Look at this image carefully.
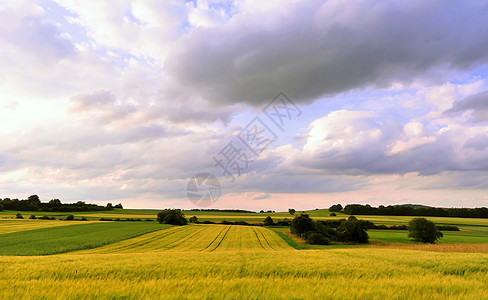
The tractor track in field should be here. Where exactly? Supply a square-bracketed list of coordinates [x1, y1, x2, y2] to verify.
[76, 224, 293, 254]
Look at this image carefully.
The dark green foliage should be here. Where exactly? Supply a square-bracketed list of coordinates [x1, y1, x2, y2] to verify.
[290, 214, 313, 236]
[38, 216, 51, 220]
[292, 215, 369, 244]
[189, 216, 198, 223]
[275, 219, 291, 226]
[330, 212, 336, 216]
[0, 195, 112, 212]
[220, 220, 250, 226]
[263, 216, 275, 226]
[344, 203, 488, 218]
[29, 215, 37, 219]
[437, 225, 460, 231]
[337, 218, 369, 243]
[114, 203, 123, 209]
[408, 218, 443, 243]
[81, 217, 87, 221]
[157, 209, 188, 225]
[305, 232, 330, 245]
[16, 213, 23, 219]
[288, 208, 296, 215]
[329, 204, 343, 212]
[65, 215, 75, 220]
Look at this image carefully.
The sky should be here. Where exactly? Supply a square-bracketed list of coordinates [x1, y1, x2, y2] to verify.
[1, 0, 488, 211]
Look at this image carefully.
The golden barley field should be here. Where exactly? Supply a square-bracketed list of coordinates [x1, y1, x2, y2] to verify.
[2, 221, 488, 299]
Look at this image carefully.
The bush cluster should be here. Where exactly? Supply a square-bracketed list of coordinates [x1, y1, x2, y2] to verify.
[290, 214, 369, 245]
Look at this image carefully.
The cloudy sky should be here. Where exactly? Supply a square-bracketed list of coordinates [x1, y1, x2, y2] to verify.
[2, 0, 488, 210]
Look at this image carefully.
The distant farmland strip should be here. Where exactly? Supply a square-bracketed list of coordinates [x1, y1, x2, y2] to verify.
[0, 219, 94, 235]
[78, 224, 294, 254]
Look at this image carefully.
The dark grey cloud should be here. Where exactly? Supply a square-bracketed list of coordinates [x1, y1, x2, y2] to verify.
[166, 0, 488, 106]
[445, 90, 488, 122]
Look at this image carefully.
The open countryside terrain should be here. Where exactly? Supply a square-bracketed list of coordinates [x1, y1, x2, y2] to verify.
[2, 209, 488, 298]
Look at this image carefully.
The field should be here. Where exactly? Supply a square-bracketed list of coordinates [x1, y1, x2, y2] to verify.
[0, 222, 169, 255]
[2, 209, 488, 298]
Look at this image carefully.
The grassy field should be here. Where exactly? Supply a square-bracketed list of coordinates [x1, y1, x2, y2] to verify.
[2, 209, 488, 298]
[0, 222, 170, 255]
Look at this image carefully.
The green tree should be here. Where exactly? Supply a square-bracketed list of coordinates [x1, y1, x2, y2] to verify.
[290, 214, 313, 236]
[329, 204, 343, 212]
[337, 217, 369, 243]
[288, 208, 296, 215]
[408, 218, 443, 243]
[16, 213, 23, 219]
[65, 215, 75, 220]
[157, 209, 188, 225]
[263, 216, 275, 226]
[189, 216, 198, 223]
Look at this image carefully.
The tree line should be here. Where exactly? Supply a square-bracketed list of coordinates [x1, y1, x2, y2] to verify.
[0, 195, 122, 212]
[342, 204, 488, 218]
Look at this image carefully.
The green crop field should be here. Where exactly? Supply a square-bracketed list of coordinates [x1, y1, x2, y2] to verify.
[2, 209, 488, 298]
[0, 221, 170, 255]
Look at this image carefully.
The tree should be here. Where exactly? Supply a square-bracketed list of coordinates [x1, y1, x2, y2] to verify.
[263, 216, 275, 226]
[157, 209, 188, 225]
[329, 204, 343, 212]
[408, 218, 443, 243]
[65, 215, 75, 220]
[16, 213, 23, 219]
[29, 215, 37, 219]
[288, 208, 296, 215]
[49, 199, 62, 207]
[290, 214, 313, 236]
[337, 217, 369, 243]
[106, 203, 113, 209]
[330, 212, 336, 216]
[189, 216, 198, 223]
[114, 203, 123, 209]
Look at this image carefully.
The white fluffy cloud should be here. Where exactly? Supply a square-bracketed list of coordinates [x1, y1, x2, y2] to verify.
[2, 0, 488, 208]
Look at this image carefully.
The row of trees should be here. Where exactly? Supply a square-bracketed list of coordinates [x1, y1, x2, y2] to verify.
[343, 204, 488, 218]
[0, 195, 122, 212]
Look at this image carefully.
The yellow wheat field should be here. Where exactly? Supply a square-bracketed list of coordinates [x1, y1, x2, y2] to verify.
[76, 224, 292, 254]
[0, 219, 94, 234]
[1, 248, 488, 299]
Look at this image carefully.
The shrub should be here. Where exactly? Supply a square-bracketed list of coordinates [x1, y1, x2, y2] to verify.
[290, 214, 313, 236]
[330, 212, 336, 216]
[337, 218, 369, 243]
[29, 215, 37, 219]
[15, 213, 23, 219]
[157, 209, 187, 225]
[263, 216, 275, 226]
[288, 208, 296, 215]
[81, 217, 87, 221]
[329, 204, 343, 212]
[306, 232, 330, 245]
[38, 216, 51, 220]
[65, 215, 75, 221]
[408, 218, 443, 243]
[189, 216, 198, 223]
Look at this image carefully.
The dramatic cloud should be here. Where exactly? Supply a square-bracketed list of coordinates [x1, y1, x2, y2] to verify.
[166, 0, 488, 105]
[2, 0, 488, 209]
